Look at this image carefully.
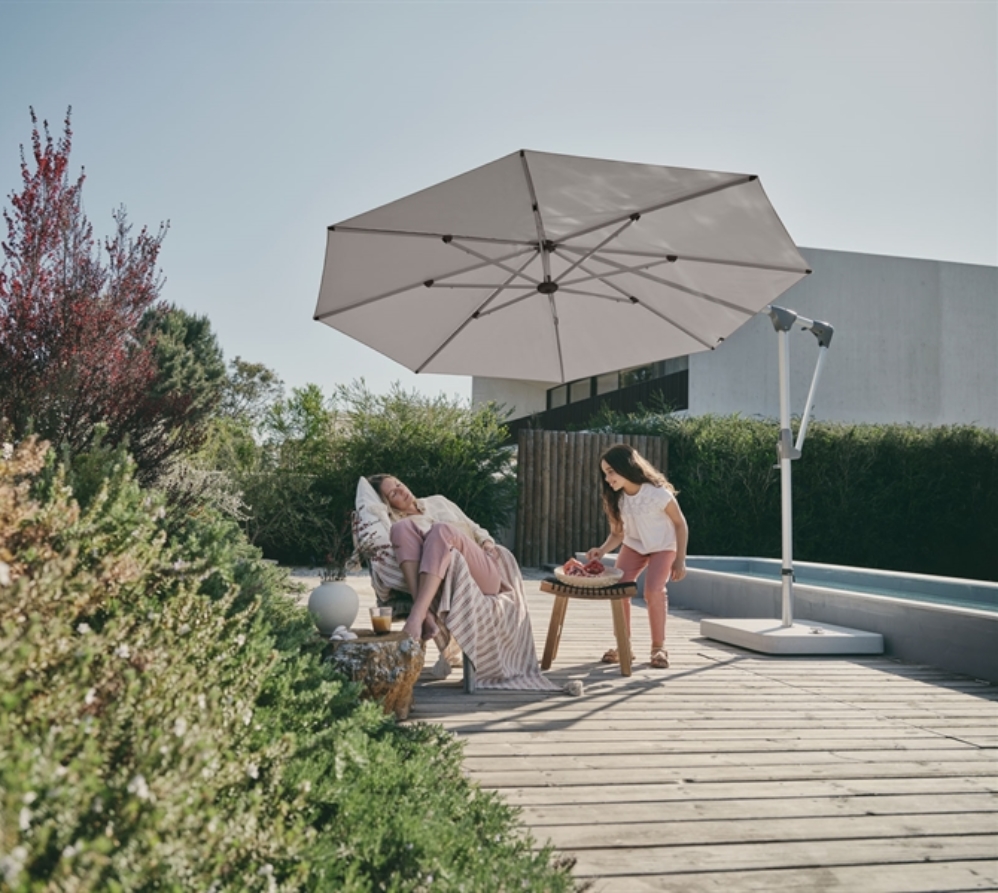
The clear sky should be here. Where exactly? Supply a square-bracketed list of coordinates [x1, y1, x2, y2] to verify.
[1, 1, 995, 402]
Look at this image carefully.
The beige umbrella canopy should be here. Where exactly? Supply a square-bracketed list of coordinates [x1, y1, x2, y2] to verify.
[314, 149, 810, 383]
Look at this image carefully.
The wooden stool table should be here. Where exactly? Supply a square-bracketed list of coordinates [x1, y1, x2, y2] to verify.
[539, 578, 638, 676]
[326, 629, 424, 720]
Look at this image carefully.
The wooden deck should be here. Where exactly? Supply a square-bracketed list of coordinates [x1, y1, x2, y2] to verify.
[401, 572, 998, 892]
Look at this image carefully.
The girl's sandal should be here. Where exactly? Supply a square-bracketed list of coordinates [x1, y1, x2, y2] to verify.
[601, 647, 635, 664]
[650, 649, 670, 669]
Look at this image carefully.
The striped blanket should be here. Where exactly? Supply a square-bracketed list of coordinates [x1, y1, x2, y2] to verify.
[357, 523, 558, 692]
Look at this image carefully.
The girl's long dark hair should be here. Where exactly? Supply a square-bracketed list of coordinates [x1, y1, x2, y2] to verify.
[599, 444, 675, 531]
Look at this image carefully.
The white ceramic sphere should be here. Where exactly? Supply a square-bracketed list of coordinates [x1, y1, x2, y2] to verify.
[308, 580, 359, 635]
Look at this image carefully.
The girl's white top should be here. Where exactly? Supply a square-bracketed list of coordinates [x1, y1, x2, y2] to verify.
[620, 483, 676, 554]
[403, 495, 492, 545]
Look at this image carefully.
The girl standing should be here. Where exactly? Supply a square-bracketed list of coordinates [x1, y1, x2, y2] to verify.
[586, 444, 688, 669]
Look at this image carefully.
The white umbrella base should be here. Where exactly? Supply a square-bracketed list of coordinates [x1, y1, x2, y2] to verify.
[701, 617, 884, 655]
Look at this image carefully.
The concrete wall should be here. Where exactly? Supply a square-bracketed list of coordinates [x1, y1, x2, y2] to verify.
[473, 248, 998, 430]
[688, 248, 998, 428]
[471, 376, 548, 421]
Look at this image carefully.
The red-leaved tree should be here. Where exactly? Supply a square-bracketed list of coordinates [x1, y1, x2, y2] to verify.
[0, 109, 214, 481]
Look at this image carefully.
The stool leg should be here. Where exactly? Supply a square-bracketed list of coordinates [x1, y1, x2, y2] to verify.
[541, 596, 569, 670]
[610, 599, 632, 677]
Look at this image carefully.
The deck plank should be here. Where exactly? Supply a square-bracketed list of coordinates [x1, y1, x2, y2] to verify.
[568, 836, 998, 877]
[584, 860, 998, 892]
[518, 792, 998, 825]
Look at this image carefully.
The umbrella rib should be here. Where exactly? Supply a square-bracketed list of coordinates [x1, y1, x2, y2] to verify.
[474, 290, 540, 319]
[414, 253, 538, 374]
[520, 150, 564, 381]
[573, 259, 717, 350]
[548, 294, 566, 383]
[427, 283, 536, 290]
[662, 252, 810, 275]
[519, 151, 552, 279]
[556, 286, 634, 303]
[331, 223, 535, 249]
[558, 253, 675, 287]
[562, 246, 755, 317]
[633, 300, 718, 350]
[447, 239, 541, 285]
[555, 174, 758, 245]
[314, 247, 535, 321]
[629, 268, 757, 316]
[553, 217, 637, 284]
[588, 247, 810, 276]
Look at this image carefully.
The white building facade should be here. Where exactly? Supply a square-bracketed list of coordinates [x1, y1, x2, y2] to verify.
[472, 248, 998, 430]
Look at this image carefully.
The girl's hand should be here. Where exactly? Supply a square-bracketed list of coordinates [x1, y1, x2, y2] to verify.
[585, 547, 603, 562]
[482, 540, 498, 557]
[671, 560, 687, 582]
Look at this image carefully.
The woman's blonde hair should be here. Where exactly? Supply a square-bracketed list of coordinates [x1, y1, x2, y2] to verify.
[367, 473, 412, 523]
[599, 444, 675, 530]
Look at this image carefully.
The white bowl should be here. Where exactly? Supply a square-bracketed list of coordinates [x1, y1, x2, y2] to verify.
[552, 567, 625, 589]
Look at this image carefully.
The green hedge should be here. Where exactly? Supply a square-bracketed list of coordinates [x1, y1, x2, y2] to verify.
[0, 438, 578, 891]
[590, 412, 998, 582]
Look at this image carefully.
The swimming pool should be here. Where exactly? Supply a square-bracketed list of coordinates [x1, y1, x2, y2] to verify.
[686, 556, 998, 614]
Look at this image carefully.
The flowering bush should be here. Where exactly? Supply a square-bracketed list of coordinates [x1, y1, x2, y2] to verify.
[0, 438, 579, 891]
[0, 110, 224, 485]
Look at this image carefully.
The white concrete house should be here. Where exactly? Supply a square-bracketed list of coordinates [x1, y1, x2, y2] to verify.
[473, 248, 998, 431]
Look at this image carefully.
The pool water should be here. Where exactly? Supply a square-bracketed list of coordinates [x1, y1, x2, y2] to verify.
[686, 557, 998, 614]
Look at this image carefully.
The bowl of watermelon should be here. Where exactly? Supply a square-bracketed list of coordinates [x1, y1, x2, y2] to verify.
[553, 557, 625, 589]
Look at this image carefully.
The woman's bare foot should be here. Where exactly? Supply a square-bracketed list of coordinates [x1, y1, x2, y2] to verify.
[401, 614, 438, 643]
[402, 617, 424, 642]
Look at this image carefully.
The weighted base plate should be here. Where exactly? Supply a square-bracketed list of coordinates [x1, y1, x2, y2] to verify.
[701, 617, 884, 655]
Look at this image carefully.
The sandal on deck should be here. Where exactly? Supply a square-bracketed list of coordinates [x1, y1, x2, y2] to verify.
[649, 649, 670, 669]
[600, 648, 634, 665]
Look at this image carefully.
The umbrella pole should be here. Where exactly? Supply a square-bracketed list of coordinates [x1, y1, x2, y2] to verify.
[701, 308, 878, 656]
[774, 313, 798, 627]
[769, 306, 834, 628]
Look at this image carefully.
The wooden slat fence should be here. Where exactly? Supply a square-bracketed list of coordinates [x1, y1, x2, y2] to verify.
[514, 430, 668, 567]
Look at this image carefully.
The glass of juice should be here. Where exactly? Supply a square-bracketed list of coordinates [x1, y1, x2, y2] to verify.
[370, 606, 393, 634]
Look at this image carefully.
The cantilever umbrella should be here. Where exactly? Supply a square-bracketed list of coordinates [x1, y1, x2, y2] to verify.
[314, 149, 810, 383]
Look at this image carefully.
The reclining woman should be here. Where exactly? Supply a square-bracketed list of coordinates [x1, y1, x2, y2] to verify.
[367, 474, 503, 643]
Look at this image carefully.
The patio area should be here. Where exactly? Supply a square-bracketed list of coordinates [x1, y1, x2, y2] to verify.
[331, 569, 998, 892]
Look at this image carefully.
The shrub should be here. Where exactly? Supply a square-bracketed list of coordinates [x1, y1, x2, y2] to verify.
[324, 381, 517, 538]
[0, 438, 579, 891]
[0, 110, 224, 485]
[200, 380, 518, 567]
[0, 437, 312, 889]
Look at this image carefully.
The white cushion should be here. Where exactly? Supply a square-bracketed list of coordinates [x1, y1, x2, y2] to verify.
[354, 477, 392, 552]
[353, 477, 409, 597]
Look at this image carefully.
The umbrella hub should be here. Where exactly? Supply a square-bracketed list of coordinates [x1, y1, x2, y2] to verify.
[537, 279, 559, 295]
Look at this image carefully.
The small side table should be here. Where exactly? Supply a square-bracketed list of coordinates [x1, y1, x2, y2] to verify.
[539, 578, 638, 677]
[326, 630, 425, 720]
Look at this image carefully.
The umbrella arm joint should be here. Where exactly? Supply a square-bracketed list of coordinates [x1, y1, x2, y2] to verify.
[777, 428, 801, 462]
